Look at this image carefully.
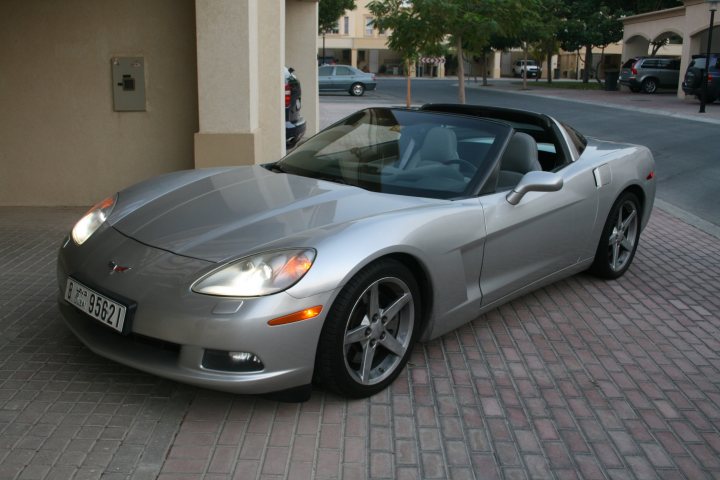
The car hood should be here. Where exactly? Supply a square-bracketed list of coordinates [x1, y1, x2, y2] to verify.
[111, 166, 434, 263]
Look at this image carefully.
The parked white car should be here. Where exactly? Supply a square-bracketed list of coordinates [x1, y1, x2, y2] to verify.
[513, 60, 541, 78]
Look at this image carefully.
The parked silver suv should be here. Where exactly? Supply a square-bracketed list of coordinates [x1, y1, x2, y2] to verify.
[619, 56, 680, 94]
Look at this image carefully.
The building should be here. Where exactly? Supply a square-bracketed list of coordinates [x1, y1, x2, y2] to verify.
[622, 0, 720, 97]
[1, 0, 319, 206]
[317, 0, 443, 77]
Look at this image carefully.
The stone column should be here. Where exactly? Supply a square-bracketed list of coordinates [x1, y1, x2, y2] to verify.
[195, 0, 262, 167]
[492, 50, 502, 79]
[351, 48, 358, 68]
[258, 0, 285, 161]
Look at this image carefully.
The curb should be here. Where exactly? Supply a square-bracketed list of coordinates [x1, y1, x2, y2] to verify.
[654, 199, 720, 240]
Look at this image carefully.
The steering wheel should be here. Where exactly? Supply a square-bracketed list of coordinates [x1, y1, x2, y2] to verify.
[442, 158, 477, 176]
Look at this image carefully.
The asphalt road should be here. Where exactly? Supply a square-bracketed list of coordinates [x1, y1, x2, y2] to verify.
[321, 78, 720, 228]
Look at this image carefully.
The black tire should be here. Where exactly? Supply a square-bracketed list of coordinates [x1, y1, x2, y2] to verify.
[589, 191, 641, 279]
[315, 259, 421, 397]
[350, 83, 365, 96]
[641, 78, 658, 94]
[629, 86, 641, 93]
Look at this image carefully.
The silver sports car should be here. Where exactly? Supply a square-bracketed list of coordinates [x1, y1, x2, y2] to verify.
[57, 105, 656, 400]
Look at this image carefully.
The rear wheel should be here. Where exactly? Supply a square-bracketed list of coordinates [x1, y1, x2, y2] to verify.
[350, 83, 365, 96]
[315, 259, 420, 397]
[589, 192, 641, 279]
[641, 78, 658, 94]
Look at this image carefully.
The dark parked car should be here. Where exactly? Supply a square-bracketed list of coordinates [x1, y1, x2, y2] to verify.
[318, 65, 376, 96]
[682, 54, 720, 103]
[285, 67, 306, 148]
[619, 56, 680, 94]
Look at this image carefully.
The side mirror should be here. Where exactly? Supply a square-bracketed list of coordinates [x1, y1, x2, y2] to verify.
[506, 171, 563, 205]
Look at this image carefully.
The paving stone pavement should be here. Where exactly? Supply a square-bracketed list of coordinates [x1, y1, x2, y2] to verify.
[1, 204, 719, 480]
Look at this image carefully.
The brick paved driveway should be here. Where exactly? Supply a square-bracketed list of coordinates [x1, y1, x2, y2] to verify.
[1, 206, 718, 480]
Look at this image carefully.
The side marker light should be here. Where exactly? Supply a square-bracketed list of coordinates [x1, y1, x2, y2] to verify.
[268, 306, 323, 326]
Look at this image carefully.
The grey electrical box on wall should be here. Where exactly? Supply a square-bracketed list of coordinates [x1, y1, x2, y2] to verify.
[111, 57, 146, 111]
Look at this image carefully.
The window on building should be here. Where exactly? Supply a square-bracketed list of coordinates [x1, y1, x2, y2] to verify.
[344, 16, 349, 35]
[365, 17, 374, 36]
[329, 21, 339, 34]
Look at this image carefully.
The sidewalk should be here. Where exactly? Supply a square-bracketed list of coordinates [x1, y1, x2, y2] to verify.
[464, 77, 720, 124]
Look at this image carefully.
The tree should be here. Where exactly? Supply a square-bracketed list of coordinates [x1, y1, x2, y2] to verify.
[439, 0, 506, 103]
[604, 0, 681, 14]
[319, 0, 356, 33]
[534, 0, 564, 84]
[368, 0, 447, 107]
[491, 0, 543, 90]
[318, 0, 356, 64]
[557, 2, 623, 83]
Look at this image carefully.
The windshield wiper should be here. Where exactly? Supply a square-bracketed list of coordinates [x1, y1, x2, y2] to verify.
[266, 162, 286, 173]
[315, 175, 349, 185]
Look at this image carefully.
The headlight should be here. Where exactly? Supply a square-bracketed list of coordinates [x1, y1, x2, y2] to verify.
[71, 195, 117, 245]
[192, 249, 316, 297]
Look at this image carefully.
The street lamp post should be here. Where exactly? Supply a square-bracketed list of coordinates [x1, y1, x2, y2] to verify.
[700, 0, 718, 113]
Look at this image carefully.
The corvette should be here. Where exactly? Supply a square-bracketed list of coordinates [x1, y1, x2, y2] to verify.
[57, 104, 655, 400]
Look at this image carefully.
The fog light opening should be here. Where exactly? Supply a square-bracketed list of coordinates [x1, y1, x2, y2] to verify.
[202, 349, 264, 372]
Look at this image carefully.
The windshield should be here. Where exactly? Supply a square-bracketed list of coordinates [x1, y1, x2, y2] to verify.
[276, 108, 511, 200]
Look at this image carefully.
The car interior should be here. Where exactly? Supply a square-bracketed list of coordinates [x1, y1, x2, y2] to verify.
[277, 106, 585, 199]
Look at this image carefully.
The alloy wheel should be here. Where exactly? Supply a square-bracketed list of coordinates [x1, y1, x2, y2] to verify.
[607, 199, 638, 272]
[342, 276, 414, 385]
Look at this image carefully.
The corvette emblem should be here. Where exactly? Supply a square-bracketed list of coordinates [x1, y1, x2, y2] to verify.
[108, 261, 132, 274]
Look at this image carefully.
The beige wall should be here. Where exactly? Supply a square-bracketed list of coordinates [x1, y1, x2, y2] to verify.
[0, 0, 198, 206]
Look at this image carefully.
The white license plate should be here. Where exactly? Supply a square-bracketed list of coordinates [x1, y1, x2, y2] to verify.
[64, 278, 127, 333]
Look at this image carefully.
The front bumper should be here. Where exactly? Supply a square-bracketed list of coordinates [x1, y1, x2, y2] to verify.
[57, 227, 334, 395]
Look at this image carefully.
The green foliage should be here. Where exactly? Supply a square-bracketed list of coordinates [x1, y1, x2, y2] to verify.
[558, 3, 624, 52]
[319, 0, 356, 34]
[367, 0, 447, 64]
[604, 0, 682, 14]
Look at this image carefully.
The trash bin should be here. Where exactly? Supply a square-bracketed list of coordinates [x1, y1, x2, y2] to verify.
[605, 71, 619, 91]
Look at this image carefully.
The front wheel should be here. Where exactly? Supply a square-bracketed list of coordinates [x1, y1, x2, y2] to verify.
[589, 192, 641, 279]
[315, 259, 420, 397]
[350, 83, 365, 96]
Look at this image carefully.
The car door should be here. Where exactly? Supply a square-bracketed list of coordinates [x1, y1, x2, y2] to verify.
[478, 163, 598, 306]
[318, 66, 334, 92]
[333, 66, 355, 91]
